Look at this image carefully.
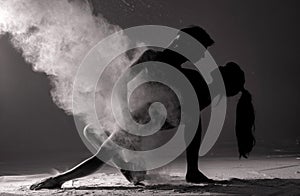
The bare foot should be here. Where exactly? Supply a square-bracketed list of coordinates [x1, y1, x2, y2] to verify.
[30, 177, 63, 190]
[185, 171, 214, 184]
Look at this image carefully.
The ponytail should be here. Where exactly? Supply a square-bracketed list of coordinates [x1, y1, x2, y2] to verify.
[236, 88, 255, 158]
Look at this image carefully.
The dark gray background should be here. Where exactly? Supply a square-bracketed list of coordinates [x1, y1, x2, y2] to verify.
[0, 0, 299, 166]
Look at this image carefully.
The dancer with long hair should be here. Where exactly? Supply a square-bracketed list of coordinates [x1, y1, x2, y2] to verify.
[30, 26, 255, 190]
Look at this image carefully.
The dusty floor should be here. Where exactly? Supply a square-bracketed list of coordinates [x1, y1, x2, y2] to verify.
[1, 156, 300, 195]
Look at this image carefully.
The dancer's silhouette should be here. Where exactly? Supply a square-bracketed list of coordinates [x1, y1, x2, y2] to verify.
[30, 26, 255, 190]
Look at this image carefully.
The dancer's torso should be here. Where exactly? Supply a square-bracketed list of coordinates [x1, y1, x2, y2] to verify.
[128, 49, 211, 130]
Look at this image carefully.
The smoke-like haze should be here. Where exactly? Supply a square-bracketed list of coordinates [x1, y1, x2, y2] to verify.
[0, 0, 141, 134]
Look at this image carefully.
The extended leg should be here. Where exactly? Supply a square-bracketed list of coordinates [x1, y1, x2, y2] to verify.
[30, 134, 118, 190]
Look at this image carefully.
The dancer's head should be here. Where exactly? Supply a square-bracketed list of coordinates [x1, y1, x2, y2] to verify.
[179, 25, 215, 49]
[167, 25, 214, 62]
[220, 62, 256, 158]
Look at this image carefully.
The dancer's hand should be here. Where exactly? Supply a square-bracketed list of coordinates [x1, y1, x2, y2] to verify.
[30, 177, 63, 190]
[120, 169, 146, 185]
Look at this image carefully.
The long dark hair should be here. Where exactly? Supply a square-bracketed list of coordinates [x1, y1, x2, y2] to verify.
[236, 88, 256, 158]
[220, 62, 256, 158]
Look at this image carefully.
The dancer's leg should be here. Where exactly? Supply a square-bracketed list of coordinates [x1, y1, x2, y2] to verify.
[30, 134, 118, 190]
[185, 118, 213, 183]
